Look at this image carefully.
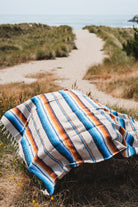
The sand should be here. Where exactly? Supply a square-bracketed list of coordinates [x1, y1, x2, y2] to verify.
[0, 29, 138, 110]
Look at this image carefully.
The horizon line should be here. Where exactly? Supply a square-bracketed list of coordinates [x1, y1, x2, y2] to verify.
[0, 13, 136, 16]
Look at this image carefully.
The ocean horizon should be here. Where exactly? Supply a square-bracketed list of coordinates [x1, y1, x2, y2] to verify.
[0, 14, 138, 29]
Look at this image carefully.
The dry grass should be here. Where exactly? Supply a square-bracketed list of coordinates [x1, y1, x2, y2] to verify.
[0, 72, 61, 116]
[85, 62, 138, 101]
[83, 26, 138, 101]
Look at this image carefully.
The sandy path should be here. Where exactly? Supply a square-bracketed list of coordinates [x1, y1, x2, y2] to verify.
[0, 30, 138, 110]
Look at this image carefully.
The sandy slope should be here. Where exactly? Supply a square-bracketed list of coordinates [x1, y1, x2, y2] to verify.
[0, 29, 138, 110]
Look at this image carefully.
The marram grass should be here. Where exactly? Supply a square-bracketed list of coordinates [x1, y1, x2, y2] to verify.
[0, 23, 76, 68]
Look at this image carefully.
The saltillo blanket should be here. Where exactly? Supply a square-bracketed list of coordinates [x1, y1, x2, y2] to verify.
[0, 89, 138, 195]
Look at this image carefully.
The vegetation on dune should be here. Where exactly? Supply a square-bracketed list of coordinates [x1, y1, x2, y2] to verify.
[123, 28, 138, 59]
[83, 25, 135, 54]
[0, 23, 76, 68]
[83, 25, 138, 101]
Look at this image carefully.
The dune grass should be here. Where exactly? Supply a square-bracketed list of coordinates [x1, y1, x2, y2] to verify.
[0, 23, 76, 68]
[83, 25, 138, 101]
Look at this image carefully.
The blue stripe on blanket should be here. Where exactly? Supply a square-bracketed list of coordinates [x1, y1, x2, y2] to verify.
[29, 163, 55, 196]
[23, 103, 67, 173]
[59, 91, 111, 159]
[31, 96, 76, 165]
[52, 93, 95, 162]
[80, 92, 120, 140]
[71, 91, 118, 154]
[126, 133, 134, 146]
[117, 117, 126, 129]
[21, 135, 33, 166]
[4, 111, 24, 135]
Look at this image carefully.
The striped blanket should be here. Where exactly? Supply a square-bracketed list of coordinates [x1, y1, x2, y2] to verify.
[0, 89, 138, 195]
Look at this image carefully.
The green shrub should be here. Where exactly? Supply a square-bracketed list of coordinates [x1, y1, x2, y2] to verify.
[123, 29, 138, 59]
[36, 49, 46, 60]
[105, 49, 133, 66]
[0, 45, 19, 52]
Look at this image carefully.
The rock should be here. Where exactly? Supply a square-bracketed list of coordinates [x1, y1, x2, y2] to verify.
[128, 15, 138, 22]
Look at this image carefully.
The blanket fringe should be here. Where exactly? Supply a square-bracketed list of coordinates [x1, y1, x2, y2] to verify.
[0, 121, 3, 127]
[0, 120, 18, 150]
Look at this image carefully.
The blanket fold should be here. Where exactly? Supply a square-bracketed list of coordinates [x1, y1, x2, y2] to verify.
[1, 89, 138, 195]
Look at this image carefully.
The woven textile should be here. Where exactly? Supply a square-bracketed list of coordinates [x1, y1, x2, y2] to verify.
[1, 90, 138, 195]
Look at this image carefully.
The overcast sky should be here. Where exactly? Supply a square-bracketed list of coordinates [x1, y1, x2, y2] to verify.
[0, 0, 137, 15]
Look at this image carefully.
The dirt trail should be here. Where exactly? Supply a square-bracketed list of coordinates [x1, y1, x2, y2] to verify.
[0, 30, 138, 110]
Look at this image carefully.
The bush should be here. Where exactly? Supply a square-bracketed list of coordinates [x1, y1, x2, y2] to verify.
[123, 28, 138, 59]
[0, 45, 19, 52]
[105, 49, 133, 66]
[36, 50, 46, 60]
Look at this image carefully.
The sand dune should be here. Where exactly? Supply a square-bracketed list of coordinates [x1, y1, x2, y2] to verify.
[0, 29, 138, 110]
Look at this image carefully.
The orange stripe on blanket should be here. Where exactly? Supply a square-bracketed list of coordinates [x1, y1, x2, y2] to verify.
[26, 126, 57, 180]
[54, 93, 96, 161]
[13, 107, 57, 180]
[34, 156, 57, 181]
[40, 94, 83, 165]
[96, 102, 119, 125]
[26, 127, 38, 154]
[68, 91, 118, 154]
[13, 108, 27, 126]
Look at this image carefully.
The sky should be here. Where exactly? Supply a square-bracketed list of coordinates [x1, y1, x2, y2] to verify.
[0, 0, 138, 15]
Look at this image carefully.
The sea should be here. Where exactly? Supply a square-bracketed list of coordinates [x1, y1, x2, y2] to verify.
[0, 14, 138, 29]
